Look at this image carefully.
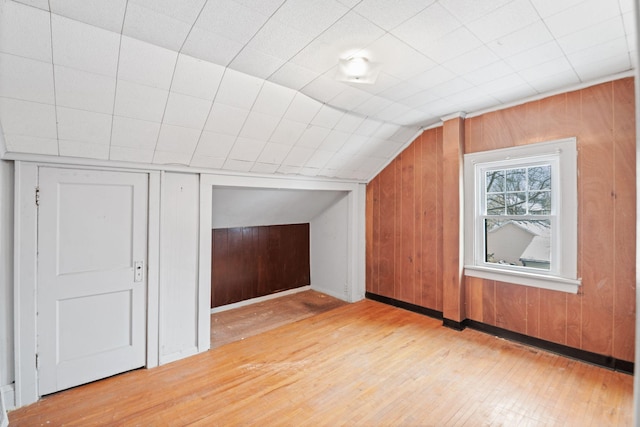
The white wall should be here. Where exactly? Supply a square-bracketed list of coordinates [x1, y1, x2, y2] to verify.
[310, 193, 350, 301]
[0, 160, 14, 406]
[159, 173, 200, 364]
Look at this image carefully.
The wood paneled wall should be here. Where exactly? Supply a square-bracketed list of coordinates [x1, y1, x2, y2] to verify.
[366, 77, 636, 362]
[211, 223, 310, 308]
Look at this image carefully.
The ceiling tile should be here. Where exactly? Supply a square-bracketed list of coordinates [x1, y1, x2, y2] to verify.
[251, 162, 280, 174]
[269, 119, 307, 145]
[51, 14, 120, 77]
[0, 97, 57, 139]
[544, 0, 621, 39]
[504, 41, 565, 70]
[439, 0, 512, 24]
[153, 150, 193, 165]
[355, 0, 434, 30]
[256, 142, 291, 164]
[410, 65, 456, 89]
[114, 79, 169, 122]
[181, 27, 244, 67]
[228, 137, 266, 162]
[59, 140, 109, 159]
[171, 54, 224, 100]
[272, 0, 348, 35]
[50, 0, 127, 33]
[301, 74, 346, 104]
[223, 158, 255, 172]
[239, 111, 281, 140]
[118, 36, 177, 90]
[0, 1, 52, 62]
[462, 61, 515, 86]
[56, 107, 112, 145]
[129, 0, 206, 23]
[123, 3, 193, 52]
[443, 46, 499, 77]
[567, 37, 630, 68]
[190, 155, 226, 169]
[232, 0, 286, 16]
[491, 82, 538, 104]
[418, 27, 482, 63]
[296, 125, 330, 148]
[398, 90, 440, 110]
[163, 92, 211, 129]
[374, 103, 413, 122]
[4, 134, 58, 155]
[247, 19, 316, 61]
[204, 103, 250, 136]
[284, 93, 323, 123]
[268, 62, 320, 91]
[155, 123, 201, 153]
[0, 53, 54, 104]
[319, 129, 350, 151]
[109, 146, 155, 163]
[573, 53, 632, 82]
[362, 34, 437, 81]
[393, 2, 461, 45]
[194, 131, 236, 158]
[315, 11, 386, 59]
[111, 116, 161, 149]
[355, 118, 383, 136]
[519, 56, 574, 82]
[334, 113, 365, 133]
[377, 80, 426, 103]
[11, 0, 50, 11]
[290, 38, 343, 73]
[215, 69, 264, 110]
[311, 105, 346, 129]
[252, 81, 296, 118]
[526, 69, 581, 93]
[195, 0, 270, 45]
[351, 95, 394, 116]
[229, 47, 286, 80]
[488, 21, 554, 59]
[283, 145, 314, 166]
[529, 0, 587, 18]
[466, 0, 541, 43]
[330, 86, 374, 111]
[305, 149, 334, 169]
[557, 16, 626, 55]
[55, 65, 116, 114]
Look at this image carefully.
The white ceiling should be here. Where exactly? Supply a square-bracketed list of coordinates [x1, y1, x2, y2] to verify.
[211, 186, 347, 228]
[0, 0, 636, 181]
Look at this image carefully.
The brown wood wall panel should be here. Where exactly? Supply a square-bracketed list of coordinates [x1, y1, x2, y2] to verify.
[211, 223, 310, 308]
[613, 78, 637, 361]
[366, 77, 636, 362]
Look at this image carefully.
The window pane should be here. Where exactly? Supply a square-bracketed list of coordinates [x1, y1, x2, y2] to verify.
[528, 165, 551, 190]
[486, 194, 505, 215]
[486, 170, 504, 192]
[485, 219, 551, 270]
[528, 190, 551, 215]
[506, 193, 526, 215]
[506, 168, 526, 191]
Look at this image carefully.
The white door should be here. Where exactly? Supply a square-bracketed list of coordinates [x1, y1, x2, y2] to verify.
[37, 167, 148, 395]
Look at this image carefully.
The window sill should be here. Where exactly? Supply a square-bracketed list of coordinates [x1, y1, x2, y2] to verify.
[464, 265, 581, 294]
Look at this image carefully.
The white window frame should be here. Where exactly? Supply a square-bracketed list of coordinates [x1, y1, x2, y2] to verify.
[463, 138, 581, 294]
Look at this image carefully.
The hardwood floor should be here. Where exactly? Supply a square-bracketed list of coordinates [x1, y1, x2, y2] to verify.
[9, 299, 633, 426]
[211, 290, 348, 349]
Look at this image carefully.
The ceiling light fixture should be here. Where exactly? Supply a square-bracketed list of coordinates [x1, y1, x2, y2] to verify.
[336, 56, 381, 84]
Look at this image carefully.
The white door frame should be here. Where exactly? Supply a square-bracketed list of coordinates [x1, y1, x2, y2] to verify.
[13, 162, 161, 407]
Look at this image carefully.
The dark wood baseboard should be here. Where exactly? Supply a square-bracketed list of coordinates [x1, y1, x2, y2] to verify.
[365, 292, 443, 320]
[365, 292, 634, 375]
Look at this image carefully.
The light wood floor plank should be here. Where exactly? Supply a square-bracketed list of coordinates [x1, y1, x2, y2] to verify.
[9, 299, 633, 426]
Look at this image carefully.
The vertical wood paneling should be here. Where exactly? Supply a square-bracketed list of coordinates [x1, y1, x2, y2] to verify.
[365, 77, 635, 362]
[538, 289, 567, 345]
[400, 145, 415, 302]
[612, 78, 636, 361]
[495, 282, 527, 334]
[580, 83, 615, 355]
[371, 177, 380, 295]
[365, 180, 375, 294]
[211, 224, 310, 307]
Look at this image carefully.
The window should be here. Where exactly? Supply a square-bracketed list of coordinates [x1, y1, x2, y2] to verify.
[464, 138, 580, 293]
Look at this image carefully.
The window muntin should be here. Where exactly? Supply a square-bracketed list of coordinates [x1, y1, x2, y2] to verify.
[480, 163, 554, 272]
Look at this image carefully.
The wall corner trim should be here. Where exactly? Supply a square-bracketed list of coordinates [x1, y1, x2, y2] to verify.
[0, 384, 13, 427]
[440, 111, 467, 122]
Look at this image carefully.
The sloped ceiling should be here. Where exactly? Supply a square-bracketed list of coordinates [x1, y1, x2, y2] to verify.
[0, 0, 636, 181]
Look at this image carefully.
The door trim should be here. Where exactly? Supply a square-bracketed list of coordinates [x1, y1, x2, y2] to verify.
[13, 162, 160, 407]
